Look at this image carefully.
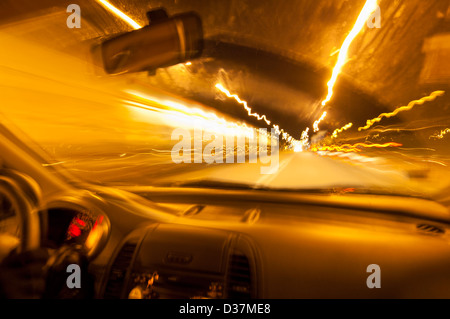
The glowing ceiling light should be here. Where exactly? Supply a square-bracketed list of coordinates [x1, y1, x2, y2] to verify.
[301, 127, 310, 141]
[96, 0, 142, 30]
[215, 83, 271, 125]
[320, 0, 379, 107]
[358, 90, 445, 131]
[313, 111, 327, 132]
[309, 1, 378, 141]
[331, 122, 353, 138]
[215, 83, 300, 148]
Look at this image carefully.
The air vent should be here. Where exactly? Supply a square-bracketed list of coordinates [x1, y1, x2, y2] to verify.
[227, 253, 252, 299]
[416, 224, 445, 235]
[103, 242, 137, 299]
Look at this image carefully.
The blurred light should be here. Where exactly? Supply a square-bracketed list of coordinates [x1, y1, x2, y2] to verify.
[321, 0, 379, 107]
[85, 216, 104, 251]
[313, 111, 327, 132]
[215, 83, 271, 125]
[96, 0, 142, 30]
[430, 128, 450, 139]
[125, 90, 255, 138]
[425, 160, 447, 167]
[312, 142, 402, 153]
[75, 217, 86, 226]
[42, 161, 66, 167]
[215, 83, 301, 147]
[295, 127, 310, 152]
[68, 224, 81, 238]
[292, 139, 305, 152]
[331, 122, 353, 138]
[359, 91, 445, 131]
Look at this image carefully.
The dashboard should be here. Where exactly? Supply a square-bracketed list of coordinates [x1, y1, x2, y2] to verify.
[4, 172, 450, 299]
[103, 223, 258, 299]
[55, 186, 450, 299]
[3, 155, 450, 299]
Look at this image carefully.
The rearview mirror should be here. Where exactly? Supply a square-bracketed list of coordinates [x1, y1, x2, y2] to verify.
[97, 9, 203, 74]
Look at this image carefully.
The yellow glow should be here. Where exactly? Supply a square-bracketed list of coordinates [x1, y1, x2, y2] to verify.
[430, 128, 450, 139]
[215, 83, 301, 148]
[331, 122, 353, 138]
[301, 127, 310, 141]
[215, 83, 271, 125]
[313, 111, 327, 132]
[292, 141, 304, 152]
[293, 127, 310, 152]
[96, 0, 142, 30]
[85, 225, 102, 251]
[321, 0, 379, 107]
[358, 91, 445, 131]
[312, 142, 402, 153]
[125, 90, 256, 138]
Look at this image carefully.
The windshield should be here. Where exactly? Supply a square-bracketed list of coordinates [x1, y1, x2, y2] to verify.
[1, 0, 450, 200]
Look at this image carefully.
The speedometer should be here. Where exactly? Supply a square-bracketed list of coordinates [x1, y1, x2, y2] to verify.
[66, 211, 94, 243]
[46, 197, 110, 260]
[64, 210, 108, 257]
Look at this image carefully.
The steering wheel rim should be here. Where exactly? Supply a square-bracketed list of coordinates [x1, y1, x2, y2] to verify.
[0, 170, 41, 261]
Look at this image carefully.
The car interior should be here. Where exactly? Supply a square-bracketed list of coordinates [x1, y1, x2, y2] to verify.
[1, 0, 450, 300]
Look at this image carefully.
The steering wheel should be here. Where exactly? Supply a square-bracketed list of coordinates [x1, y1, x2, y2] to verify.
[0, 169, 42, 261]
[0, 169, 94, 298]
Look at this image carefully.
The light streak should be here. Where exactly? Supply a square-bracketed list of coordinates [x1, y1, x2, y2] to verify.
[358, 90, 445, 131]
[311, 142, 402, 153]
[96, 0, 142, 30]
[430, 128, 450, 139]
[42, 161, 66, 167]
[125, 90, 255, 138]
[296, 127, 310, 151]
[350, 142, 403, 149]
[330, 49, 340, 57]
[301, 127, 310, 141]
[424, 160, 447, 167]
[321, 0, 379, 107]
[368, 124, 445, 134]
[313, 111, 327, 132]
[331, 122, 353, 138]
[215, 83, 301, 148]
[215, 83, 271, 125]
[311, 1, 378, 135]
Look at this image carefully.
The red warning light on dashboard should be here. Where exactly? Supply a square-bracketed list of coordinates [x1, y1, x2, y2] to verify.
[75, 217, 86, 227]
[68, 223, 82, 238]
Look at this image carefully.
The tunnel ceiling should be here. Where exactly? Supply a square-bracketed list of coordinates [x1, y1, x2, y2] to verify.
[1, 0, 450, 137]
